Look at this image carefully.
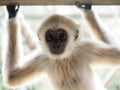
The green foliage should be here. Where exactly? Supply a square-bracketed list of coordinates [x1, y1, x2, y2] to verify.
[106, 70, 120, 90]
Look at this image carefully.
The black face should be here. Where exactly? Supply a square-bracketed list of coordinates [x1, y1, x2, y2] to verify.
[45, 29, 68, 55]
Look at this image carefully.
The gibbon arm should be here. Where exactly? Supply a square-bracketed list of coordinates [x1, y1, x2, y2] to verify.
[78, 41, 120, 66]
[80, 10, 120, 65]
[83, 10, 108, 42]
[2, 8, 49, 87]
[82, 9, 120, 85]
[83, 10, 120, 45]
[20, 14, 39, 50]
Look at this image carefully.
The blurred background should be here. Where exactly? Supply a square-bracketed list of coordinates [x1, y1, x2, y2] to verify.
[0, 6, 120, 90]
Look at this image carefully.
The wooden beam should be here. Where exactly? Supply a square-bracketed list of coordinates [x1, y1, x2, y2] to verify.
[0, 0, 120, 5]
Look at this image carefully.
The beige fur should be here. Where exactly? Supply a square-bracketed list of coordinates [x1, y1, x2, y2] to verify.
[2, 12, 120, 90]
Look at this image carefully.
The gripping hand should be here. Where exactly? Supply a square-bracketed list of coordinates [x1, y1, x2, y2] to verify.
[6, 5, 20, 19]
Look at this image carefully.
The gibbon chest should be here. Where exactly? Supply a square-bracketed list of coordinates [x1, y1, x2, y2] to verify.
[48, 58, 95, 90]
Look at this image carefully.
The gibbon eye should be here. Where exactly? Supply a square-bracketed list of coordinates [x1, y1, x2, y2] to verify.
[46, 34, 54, 41]
[46, 29, 54, 42]
[59, 33, 67, 41]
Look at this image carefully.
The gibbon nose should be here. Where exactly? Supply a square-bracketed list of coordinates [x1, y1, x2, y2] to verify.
[52, 43, 60, 49]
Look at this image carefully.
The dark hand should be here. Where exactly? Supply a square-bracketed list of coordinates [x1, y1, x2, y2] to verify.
[6, 5, 20, 19]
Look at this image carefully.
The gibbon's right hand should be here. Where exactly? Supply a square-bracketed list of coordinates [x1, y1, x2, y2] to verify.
[6, 5, 20, 19]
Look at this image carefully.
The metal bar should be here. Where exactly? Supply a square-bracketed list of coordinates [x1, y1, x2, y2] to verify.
[0, 0, 120, 5]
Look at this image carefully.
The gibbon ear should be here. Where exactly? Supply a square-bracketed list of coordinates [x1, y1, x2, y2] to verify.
[74, 30, 79, 40]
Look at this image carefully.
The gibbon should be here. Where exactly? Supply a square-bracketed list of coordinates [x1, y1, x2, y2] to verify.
[2, 5, 120, 90]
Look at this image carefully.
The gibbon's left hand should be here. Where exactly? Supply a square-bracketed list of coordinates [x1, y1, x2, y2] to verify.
[6, 5, 20, 19]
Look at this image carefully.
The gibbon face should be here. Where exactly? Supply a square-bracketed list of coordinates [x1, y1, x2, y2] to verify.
[45, 29, 68, 54]
[38, 15, 79, 58]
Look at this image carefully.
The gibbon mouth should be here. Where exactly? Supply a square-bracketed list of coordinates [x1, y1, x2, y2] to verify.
[50, 48, 65, 55]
